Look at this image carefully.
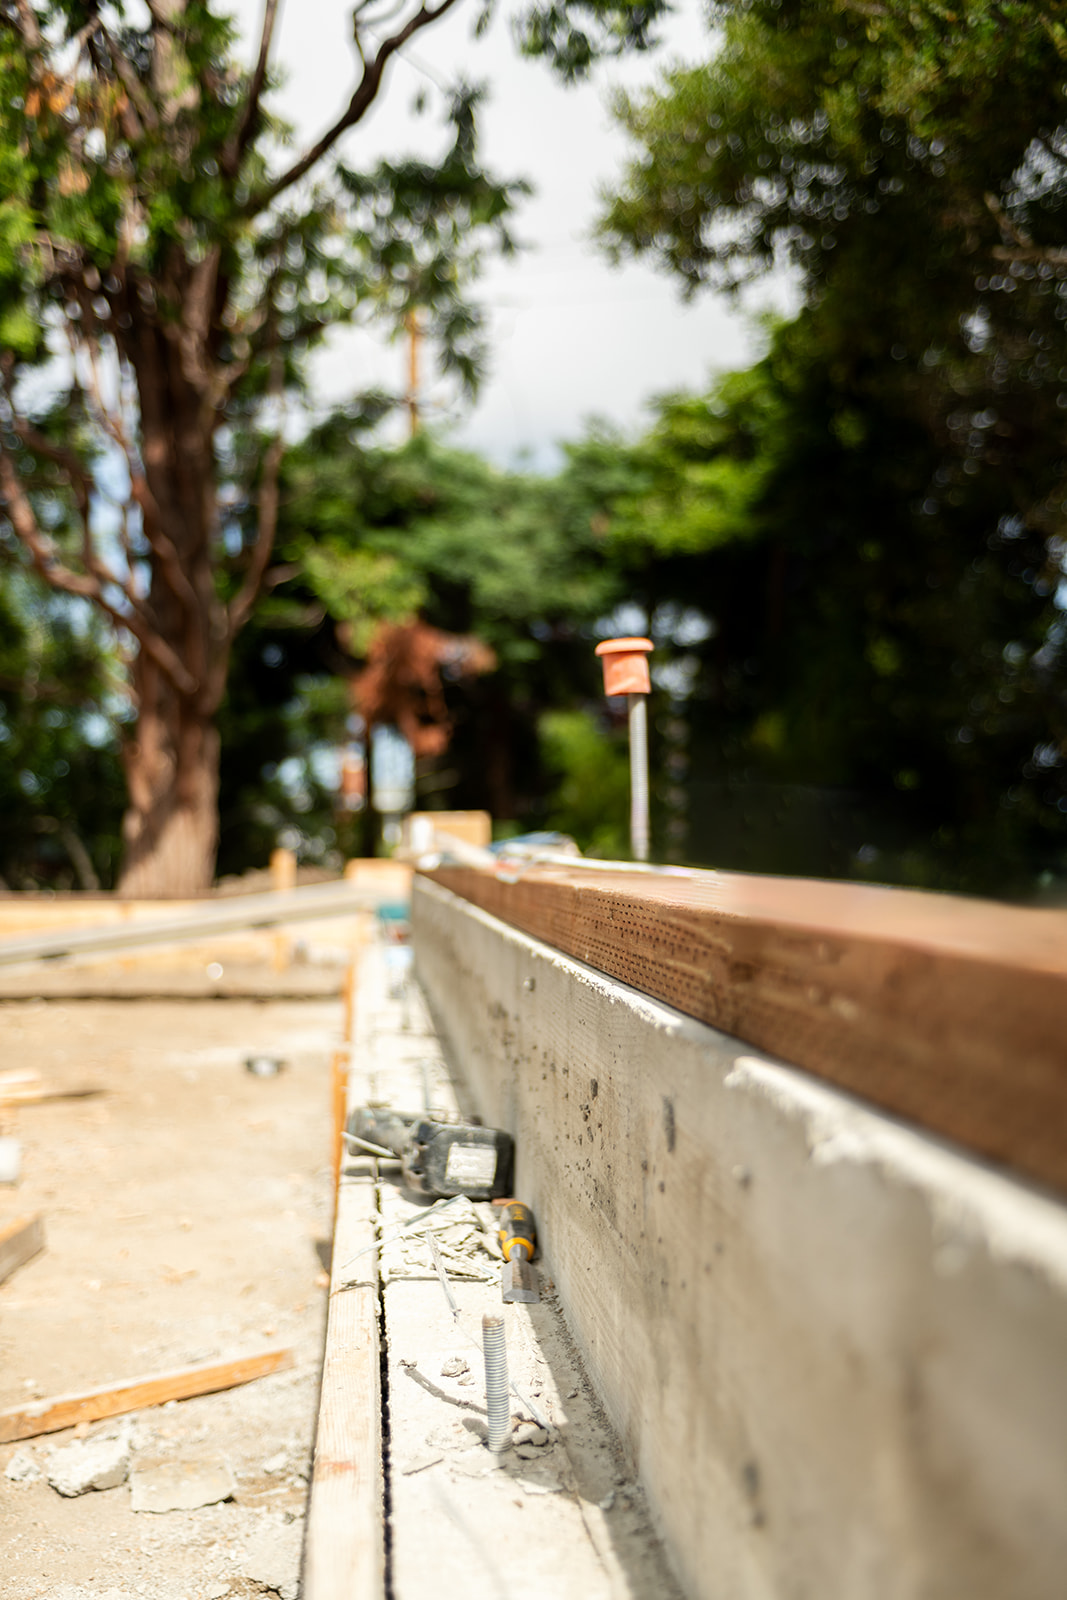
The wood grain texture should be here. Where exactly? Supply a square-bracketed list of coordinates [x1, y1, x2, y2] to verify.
[330, 1049, 348, 1198]
[0, 1213, 44, 1286]
[0, 1347, 294, 1443]
[301, 1173, 384, 1600]
[425, 864, 1067, 1197]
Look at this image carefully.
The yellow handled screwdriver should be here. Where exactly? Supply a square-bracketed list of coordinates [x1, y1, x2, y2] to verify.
[496, 1200, 539, 1304]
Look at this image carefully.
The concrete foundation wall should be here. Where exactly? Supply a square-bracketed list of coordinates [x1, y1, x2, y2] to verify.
[413, 876, 1067, 1600]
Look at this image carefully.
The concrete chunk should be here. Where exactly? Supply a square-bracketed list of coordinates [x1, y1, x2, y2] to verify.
[5, 1446, 40, 1482]
[239, 1517, 303, 1600]
[47, 1433, 130, 1497]
[129, 1458, 234, 1513]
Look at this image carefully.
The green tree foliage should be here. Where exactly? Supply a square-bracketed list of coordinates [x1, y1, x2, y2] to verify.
[600, 0, 1067, 532]
[269, 421, 627, 831]
[216, 357, 1067, 888]
[0, 574, 124, 888]
[0, 0, 668, 894]
[538, 706, 630, 855]
[591, 0, 1067, 890]
[626, 341, 1067, 892]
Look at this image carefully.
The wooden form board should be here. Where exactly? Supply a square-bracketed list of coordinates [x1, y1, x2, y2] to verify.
[301, 1170, 384, 1600]
[425, 864, 1067, 1198]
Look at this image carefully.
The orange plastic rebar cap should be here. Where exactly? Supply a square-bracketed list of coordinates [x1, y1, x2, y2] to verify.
[594, 636, 653, 696]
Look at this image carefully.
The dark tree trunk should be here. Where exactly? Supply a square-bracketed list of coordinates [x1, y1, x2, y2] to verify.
[115, 293, 232, 896]
[117, 659, 221, 897]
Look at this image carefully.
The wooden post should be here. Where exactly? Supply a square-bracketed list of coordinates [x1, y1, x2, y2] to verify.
[270, 847, 296, 969]
[270, 847, 297, 891]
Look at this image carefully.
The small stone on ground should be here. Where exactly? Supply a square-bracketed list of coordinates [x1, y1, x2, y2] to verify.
[129, 1458, 235, 1513]
[47, 1433, 130, 1497]
[5, 1447, 40, 1483]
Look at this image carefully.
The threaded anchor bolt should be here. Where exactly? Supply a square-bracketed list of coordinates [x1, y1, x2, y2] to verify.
[482, 1312, 511, 1452]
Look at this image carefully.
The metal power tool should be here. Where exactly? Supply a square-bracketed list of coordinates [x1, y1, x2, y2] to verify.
[346, 1105, 514, 1201]
[496, 1199, 539, 1303]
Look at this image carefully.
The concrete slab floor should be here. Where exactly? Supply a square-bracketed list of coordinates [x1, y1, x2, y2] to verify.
[0, 993, 339, 1600]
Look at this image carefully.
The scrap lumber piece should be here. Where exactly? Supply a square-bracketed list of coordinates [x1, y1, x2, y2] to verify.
[0, 1346, 293, 1443]
[0, 1070, 41, 1092]
[0, 1084, 104, 1107]
[302, 1170, 384, 1600]
[0, 1214, 45, 1286]
[425, 864, 1067, 1197]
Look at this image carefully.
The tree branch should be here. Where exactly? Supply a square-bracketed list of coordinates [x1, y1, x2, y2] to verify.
[97, 21, 160, 135]
[0, 444, 199, 698]
[143, 0, 178, 33]
[226, 431, 284, 647]
[984, 191, 1067, 266]
[83, 24, 145, 144]
[13, 0, 43, 49]
[222, 0, 280, 177]
[10, 418, 93, 529]
[249, 0, 462, 213]
[31, 817, 101, 891]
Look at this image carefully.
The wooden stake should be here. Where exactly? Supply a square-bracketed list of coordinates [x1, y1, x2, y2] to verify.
[342, 957, 356, 1044]
[0, 1213, 45, 1286]
[0, 1346, 294, 1443]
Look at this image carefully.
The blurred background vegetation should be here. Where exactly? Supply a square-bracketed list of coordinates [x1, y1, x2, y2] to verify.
[2, 0, 1066, 898]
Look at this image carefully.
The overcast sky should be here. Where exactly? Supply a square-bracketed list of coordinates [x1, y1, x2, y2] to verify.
[229, 0, 786, 469]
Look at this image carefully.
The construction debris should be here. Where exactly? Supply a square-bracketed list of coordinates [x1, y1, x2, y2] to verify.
[130, 1458, 236, 1513]
[4, 1445, 40, 1482]
[0, 1070, 104, 1107]
[0, 1212, 44, 1283]
[381, 1197, 499, 1284]
[0, 1136, 22, 1184]
[48, 1429, 131, 1497]
[238, 1517, 303, 1600]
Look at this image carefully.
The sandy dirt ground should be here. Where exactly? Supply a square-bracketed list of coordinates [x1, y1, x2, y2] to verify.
[0, 992, 341, 1600]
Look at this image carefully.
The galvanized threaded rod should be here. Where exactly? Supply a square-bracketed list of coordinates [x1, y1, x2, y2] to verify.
[628, 692, 650, 863]
[481, 1313, 511, 1452]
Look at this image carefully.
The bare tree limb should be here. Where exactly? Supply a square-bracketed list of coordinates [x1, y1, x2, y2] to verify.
[143, 0, 179, 33]
[65, 329, 204, 631]
[222, 0, 281, 177]
[0, 445, 199, 697]
[31, 817, 101, 891]
[222, 341, 285, 678]
[97, 22, 161, 135]
[9, 418, 93, 529]
[84, 24, 146, 145]
[2, 422, 142, 621]
[249, 0, 462, 213]
[226, 430, 284, 647]
[984, 191, 1067, 267]
[13, 0, 43, 49]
